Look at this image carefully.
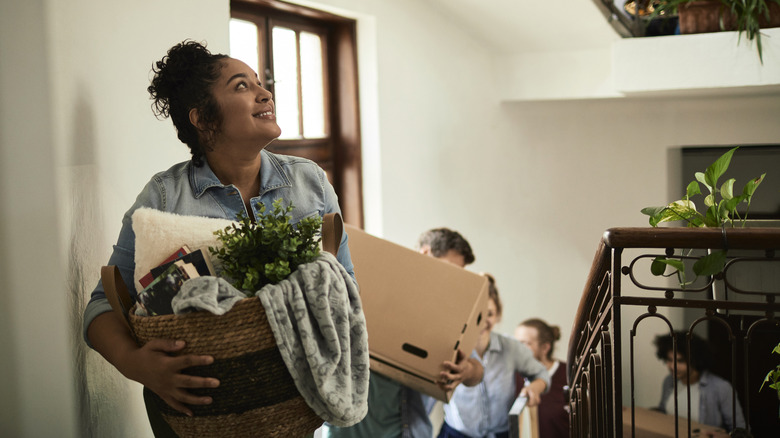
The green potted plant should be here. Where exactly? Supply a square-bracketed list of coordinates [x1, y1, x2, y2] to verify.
[209, 198, 323, 294]
[640, 146, 766, 286]
[761, 341, 780, 417]
[651, 0, 780, 62]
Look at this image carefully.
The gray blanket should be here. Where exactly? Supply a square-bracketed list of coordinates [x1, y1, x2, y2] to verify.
[172, 277, 247, 315]
[168, 253, 369, 426]
[257, 252, 369, 427]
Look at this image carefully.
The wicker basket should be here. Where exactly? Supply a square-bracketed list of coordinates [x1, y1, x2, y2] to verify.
[102, 264, 322, 437]
[101, 213, 344, 436]
[128, 296, 322, 437]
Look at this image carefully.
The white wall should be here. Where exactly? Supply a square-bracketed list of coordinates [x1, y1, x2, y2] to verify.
[0, 1, 75, 436]
[50, 1, 230, 434]
[2, 0, 780, 435]
[2, 0, 229, 436]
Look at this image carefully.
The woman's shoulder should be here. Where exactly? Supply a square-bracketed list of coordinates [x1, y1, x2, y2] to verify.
[129, 160, 193, 212]
[150, 160, 192, 182]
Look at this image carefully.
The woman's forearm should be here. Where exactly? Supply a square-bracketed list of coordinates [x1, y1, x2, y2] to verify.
[87, 311, 141, 378]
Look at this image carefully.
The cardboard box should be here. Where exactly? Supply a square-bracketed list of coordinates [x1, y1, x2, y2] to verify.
[622, 406, 726, 437]
[345, 224, 489, 402]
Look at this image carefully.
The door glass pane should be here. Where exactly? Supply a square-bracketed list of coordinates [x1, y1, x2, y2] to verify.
[229, 19, 260, 75]
[300, 32, 326, 138]
[272, 26, 300, 139]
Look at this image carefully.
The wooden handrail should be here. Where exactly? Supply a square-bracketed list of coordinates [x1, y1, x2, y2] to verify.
[602, 226, 780, 250]
[567, 226, 780, 437]
[569, 226, 780, 379]
[567, 238, 610, 381]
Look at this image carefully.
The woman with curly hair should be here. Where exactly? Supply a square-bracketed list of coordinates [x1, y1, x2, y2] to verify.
[82, 40, 356, 435]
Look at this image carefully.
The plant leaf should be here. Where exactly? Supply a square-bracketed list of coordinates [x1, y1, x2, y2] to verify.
[704, 193, 715, 207]
[693, 250, 727, 277]
[686, 181, 702, 198]
[721, 178, 735, 200]
[647, 201, 700, 226]
[704, 147, 738, 190]
[651, 257, 668, 276]
[704, 206, 720, 227]
[654, 257, 685, 274]
[687, 216, 705, 227]
[695, 172, 711, 192]
[723, 195, 746, 215]
[641, 206, 666, 217]
[743, 173, 766, 197]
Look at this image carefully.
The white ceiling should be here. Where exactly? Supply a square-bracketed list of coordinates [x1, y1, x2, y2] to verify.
[426, 0, 621, 54]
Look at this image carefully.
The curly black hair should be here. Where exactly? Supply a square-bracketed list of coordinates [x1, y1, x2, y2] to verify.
[147, 40, 228, 166]
[416, 227, 475, 265]
[654, 331, 713, 373]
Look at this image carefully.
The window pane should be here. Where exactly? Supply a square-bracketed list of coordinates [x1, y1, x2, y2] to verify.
[272, 26, 300, 139]
[229, 19, 260, 75]
[300, 32, 326, 138]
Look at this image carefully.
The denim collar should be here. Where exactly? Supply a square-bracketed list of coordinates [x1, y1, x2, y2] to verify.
[190, 149, 292, 198]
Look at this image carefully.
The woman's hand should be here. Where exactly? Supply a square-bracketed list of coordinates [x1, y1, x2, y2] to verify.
[520, 378, 546, 407]
[438, 349, 484, 391]
[88, 312, 219, 416]
[120, 339, 220, 416]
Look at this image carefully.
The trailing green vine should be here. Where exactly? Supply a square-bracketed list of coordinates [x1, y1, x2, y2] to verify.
[641, 147, 765, 287]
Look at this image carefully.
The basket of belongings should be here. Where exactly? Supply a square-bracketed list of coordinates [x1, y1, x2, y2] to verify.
[102, 201, 369, 437]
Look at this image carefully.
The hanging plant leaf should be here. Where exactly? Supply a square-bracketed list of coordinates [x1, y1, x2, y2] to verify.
[651, 257, 668, 275]
[692, 250, 727, 277]
[651, 257, 685, 276]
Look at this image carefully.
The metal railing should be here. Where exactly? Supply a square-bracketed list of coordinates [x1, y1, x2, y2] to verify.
[567, 227, 780, 437]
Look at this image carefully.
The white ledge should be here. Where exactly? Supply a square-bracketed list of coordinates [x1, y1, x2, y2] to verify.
[497, 28, 780, 101]
[612, 27, 780, 97]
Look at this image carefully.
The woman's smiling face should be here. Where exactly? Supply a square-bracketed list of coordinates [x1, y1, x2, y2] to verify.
[208, 57, 281, 149]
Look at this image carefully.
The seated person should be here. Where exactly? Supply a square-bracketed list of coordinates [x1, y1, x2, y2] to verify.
[439, 274, 549, 438]
[514, 318, 569, 438]
[654, 332, 745, 432]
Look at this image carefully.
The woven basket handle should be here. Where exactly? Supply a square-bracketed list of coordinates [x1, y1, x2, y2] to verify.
[322, 212, 343, 257]
[101, 265, 134, 334]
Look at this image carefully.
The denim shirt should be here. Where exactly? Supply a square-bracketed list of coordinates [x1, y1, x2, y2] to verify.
[443, 332, 550, 438]
[83, 149, 355, 343]
[324, 371, 432, 438]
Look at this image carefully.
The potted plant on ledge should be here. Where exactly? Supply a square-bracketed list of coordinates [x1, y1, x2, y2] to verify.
[640, 146, 766, 286]
[652, 0, 780, 62]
